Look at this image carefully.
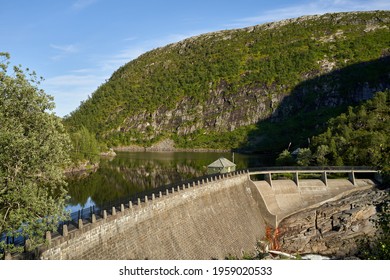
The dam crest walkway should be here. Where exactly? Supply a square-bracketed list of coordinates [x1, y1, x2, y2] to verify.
[247, 166, 379, 227]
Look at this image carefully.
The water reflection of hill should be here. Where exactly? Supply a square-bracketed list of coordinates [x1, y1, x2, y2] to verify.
[66, 151, 271, 210]
[66, 154, 208, 209]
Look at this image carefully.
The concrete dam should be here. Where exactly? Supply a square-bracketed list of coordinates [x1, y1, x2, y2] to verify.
[39, 168, 379, 260]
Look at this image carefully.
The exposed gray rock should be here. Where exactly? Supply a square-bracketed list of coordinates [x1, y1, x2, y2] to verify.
[278, 188, 388, 258]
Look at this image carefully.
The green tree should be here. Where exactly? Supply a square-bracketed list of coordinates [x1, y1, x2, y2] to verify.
[357, 199, 390, 259]
[276, 149, 295, 166]
[310, 90, 389, 168]
[296, 148, 312, 166]
[0, 53, 71, 256]
[314, 145, 330, 166]
[69, 126, 100, 164]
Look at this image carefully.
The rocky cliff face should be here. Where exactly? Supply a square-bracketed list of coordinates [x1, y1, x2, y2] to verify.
[119, 70, 389, 141]
[278, 187, 388, 258]
[120, 82, 274, 137]
[64, 11, 390, 150]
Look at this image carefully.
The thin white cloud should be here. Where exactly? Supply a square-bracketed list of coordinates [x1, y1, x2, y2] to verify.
[45, 74, 105, 88]
[50, 87, 92, 117]
[97, 31, 209, 72]
[123, 36, 138, 42]
[154, 29, 214, 46]
[49, 43, 80, 61]
[98, 47, 146, 72]
[43, 73, 108, 117]
[70, 68, 96, 73]
[50, 44, 79, 54]
[230, 0, 390, 27]
[72, 0, 98, 11]
[44, 43, 148, 116]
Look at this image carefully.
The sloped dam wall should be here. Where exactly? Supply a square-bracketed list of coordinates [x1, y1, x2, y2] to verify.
[39, 171, 380, 260]
[41, 173, 267, 260]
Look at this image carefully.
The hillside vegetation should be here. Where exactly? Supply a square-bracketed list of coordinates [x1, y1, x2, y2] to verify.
[64, 11, 390, 152]
[310, 90, 389, 168]
[276, 90, 389, 171]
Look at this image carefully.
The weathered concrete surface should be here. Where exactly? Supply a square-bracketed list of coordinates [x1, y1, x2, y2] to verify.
[40, 174, 266, 260]
[39, 172, 379, 260]
[251, 178, 376, 226]
[278, 187, 388, 258]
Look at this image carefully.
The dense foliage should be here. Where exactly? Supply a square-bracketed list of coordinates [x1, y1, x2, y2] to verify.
[275, 90, 390, 173]
[0, 53, 71, 256]
[64, 11, 390, 150]
[357, 199, 390, 260]
[310, 90, 389, 171]
[68, 126, 100, 165]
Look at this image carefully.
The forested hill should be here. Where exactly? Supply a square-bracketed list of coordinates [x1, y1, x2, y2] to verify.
[64, 11, 390, 152]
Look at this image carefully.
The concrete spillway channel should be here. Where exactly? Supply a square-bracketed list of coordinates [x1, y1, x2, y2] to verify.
[249, 168, 378, 227]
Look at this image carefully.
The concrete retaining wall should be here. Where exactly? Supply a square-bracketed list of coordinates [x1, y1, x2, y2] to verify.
[251, 178, 377, 226]
[39, 170, 378, 260]
[40, 174, 266, 260]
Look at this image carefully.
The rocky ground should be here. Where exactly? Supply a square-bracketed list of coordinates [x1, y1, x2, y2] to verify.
[277, 187, 389, 259]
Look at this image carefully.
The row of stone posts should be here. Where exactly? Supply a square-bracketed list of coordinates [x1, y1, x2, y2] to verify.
[3, 170, 248, 259]
[46, 170, 248, 244]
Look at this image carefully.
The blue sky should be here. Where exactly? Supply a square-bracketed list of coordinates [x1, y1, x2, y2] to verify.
[1, 0, 389, 117]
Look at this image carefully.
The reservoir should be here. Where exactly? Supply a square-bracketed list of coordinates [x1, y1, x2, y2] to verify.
[65, 151, 272, 213]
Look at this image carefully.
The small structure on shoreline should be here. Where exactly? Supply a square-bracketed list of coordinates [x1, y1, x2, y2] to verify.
[207, 157, 236, 174]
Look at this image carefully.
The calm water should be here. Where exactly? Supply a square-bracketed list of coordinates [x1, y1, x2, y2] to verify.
[65, 151, 273, 212]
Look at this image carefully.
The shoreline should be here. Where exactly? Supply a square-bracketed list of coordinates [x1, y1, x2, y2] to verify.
[113, 146, 231, 153]
[113, 139, 231, 153]
[64, 162, 99, 174]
